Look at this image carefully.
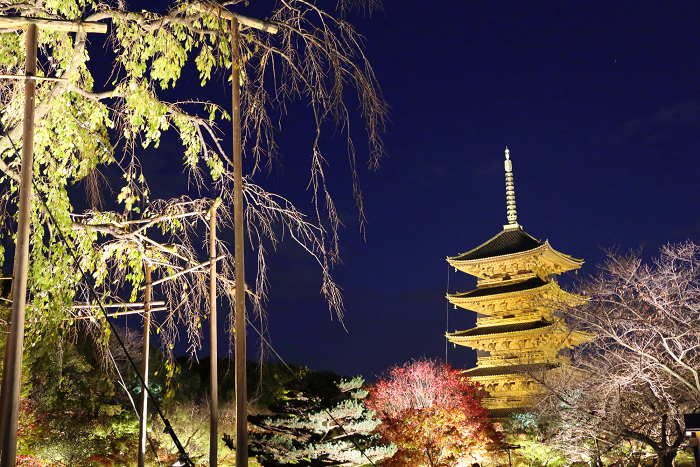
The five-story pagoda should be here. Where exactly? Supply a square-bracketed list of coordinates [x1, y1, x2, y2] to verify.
[446, 148, 588, 417]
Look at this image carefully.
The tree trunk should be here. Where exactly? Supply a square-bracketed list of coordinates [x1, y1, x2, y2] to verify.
[656, 451, 677, 467]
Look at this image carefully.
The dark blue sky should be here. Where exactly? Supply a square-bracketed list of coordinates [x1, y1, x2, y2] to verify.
[120, 1, 700, 380]
[258, 1, 700, 380]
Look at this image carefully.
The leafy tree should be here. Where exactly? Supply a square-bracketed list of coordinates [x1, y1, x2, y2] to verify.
[498, 413, 569, 467]
[0, 0, 387, 362]
[16, 324, 140, 466]
[248, 370, 395, 467]
[534, 242, 700, 467]
[366, 359, 500, 467]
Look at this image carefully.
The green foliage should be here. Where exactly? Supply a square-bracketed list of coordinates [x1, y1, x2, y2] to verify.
[500, 413, 569, 467]
[16, 325, 140, 466]
[247, 361, 310, 409]
[248, 370, 394, 466]
[0, 0, 244, 359]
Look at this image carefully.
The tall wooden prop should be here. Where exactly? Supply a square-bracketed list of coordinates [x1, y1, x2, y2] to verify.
[0, 17, 105, 466]
[138, 265, 152, 467]
[0, 24, 37, 467]
[209, 199, 221, 466]
[230, 17, 248, 467]
[186, 7, 276, 466]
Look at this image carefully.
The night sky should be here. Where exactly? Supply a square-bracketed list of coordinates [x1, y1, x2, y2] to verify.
[111, 1, 700, 380]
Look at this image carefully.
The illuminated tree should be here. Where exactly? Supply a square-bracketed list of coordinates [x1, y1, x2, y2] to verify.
[15, 325, 141, 464]
[366, 359, 499, 467]
[534, 242, 700, 467]
[0, 0, 387, 359]
[248, 371, 395, 467]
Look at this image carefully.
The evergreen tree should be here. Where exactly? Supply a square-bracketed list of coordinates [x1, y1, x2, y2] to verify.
[247, 370, 395, 466]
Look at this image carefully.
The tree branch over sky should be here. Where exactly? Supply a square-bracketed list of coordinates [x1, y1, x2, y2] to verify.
[533, 242, 700, 467]
[0, 0, 388, 359]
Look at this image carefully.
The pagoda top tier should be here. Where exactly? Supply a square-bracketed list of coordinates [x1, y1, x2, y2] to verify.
[448, 226, 583, 281]
[450, 227, 542, 262]
[448, 148, 583, 281]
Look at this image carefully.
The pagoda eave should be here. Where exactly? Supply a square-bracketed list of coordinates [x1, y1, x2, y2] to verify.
[449, 241, 583, 279]
[446, 323, 554, 343]
[447, 281, 584, 314]
[447, 322, 590, 352]
[465, 362, 558, 378]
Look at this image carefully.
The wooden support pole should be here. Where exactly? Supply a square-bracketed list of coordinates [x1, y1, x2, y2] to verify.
[231, 17, 248, 467]
[0, 18, 105, 466]
[138, 265, 152, 467]
[209, 199, 221, 466]
[0, 23, 37, 467]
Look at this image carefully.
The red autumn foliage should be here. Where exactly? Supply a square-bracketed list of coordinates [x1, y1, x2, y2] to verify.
[366, 359, 500, 467]
[16, 456, 47, 467]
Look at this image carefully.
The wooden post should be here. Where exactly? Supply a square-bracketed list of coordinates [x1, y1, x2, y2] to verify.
[0, 23, 37, 467]
[0, 17, 105, 466]
[231, 17, 248, 467]
[209, 199, 221, 466]
[185, 7, 275, 465]
[138, 264, 152, 467]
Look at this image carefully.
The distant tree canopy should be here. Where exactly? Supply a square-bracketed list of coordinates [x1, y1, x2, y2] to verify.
[0, 0, 387, 361]
[366, 359, 499, 467]
[534, 242, 700, 467]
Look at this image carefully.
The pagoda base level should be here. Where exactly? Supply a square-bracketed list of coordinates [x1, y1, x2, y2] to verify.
[481, 395, 533, 411]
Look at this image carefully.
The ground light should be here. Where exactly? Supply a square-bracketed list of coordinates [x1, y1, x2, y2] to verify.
[684, 413, 700, 467]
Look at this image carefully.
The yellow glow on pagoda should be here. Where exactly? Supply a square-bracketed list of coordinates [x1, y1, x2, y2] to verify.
[446, 148, 588, 417]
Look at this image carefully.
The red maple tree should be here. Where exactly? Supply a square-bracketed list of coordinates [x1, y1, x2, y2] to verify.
[366, 359, 499, 467]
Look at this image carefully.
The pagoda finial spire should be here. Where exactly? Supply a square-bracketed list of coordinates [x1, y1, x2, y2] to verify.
[504, 146, 518, 227]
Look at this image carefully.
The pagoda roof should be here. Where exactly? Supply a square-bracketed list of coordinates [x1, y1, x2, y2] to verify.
[450, 277, 548, 299]
[447, 226, 583, 279]
[448, 319, 551, 338]
[449, 227, 543, 261]
[447, 279, 584, 315]
[465, 363, 556, 378]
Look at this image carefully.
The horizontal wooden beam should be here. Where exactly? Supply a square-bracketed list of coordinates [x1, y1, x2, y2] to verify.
[190, 3, 278, 34]
[72, 301, 166, 309]
[0, 16, 107, 33]
[70, 306, 169, 320]
[0, 74, 67, 82]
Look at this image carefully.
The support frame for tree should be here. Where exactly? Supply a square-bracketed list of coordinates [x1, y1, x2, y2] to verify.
[0, 16, 106, 466]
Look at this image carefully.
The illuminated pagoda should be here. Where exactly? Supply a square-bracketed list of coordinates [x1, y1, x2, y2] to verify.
[446, 148, 588, 417]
